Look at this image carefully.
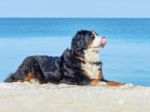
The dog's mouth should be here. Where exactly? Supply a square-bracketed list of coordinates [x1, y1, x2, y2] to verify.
[100, 37, 107, 48]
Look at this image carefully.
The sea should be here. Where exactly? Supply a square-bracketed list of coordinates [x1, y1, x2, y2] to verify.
[0, 18, 150, 86]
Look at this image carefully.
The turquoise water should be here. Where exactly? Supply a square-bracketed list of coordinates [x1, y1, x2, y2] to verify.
[0, 18, 150, 86]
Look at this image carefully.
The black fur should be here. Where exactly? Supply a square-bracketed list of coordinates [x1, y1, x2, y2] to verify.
[4, 30, 101, 85]
[71, 30, 96, 57]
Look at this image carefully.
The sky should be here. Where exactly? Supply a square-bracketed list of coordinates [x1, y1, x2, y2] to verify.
[0, 0, 149, 18]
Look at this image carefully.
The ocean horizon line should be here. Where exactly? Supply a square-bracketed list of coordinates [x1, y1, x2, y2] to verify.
[0, 17, 150, 19]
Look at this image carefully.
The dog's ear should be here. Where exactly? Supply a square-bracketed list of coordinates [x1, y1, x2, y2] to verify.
[71, 30, 95, 57]
[71, 34, 84, 57]
[71, 30, 86, 49]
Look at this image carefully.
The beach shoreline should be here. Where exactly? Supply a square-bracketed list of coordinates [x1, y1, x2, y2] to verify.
[0, 82, 150, 112]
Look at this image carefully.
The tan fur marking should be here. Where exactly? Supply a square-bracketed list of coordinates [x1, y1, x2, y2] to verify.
[25, 73, 34, 81]
[90, 79, 100, 86]
[106, 81, 122, 86]
[24, 73, 39, 83]
[87, 43, 93, 49]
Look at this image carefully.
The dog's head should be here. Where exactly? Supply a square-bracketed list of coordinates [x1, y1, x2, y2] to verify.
[71, 30, 107, 57]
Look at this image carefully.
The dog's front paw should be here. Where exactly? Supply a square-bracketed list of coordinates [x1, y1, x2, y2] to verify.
[106, 81, 123, 87]
[96, 81, 107, 86]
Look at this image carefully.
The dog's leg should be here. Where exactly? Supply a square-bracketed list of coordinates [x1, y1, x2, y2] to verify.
[104, 80, 123, 86]
[90, 79, 100, 86]
[6, 57, 46, 84]
[90, 79, 123, 86]
[24, 73, 40, 83]
[98, 70, 123, 86]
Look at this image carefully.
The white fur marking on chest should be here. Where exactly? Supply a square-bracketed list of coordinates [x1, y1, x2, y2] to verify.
[81, 48, 101, 79]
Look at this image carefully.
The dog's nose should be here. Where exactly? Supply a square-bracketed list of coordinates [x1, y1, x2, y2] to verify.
[100, 37, 107, 48]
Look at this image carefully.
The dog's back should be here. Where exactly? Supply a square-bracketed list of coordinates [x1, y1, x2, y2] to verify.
[5, 56, 63, 83]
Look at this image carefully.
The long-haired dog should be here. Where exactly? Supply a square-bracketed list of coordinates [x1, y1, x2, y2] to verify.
[5, 30, 122, 86]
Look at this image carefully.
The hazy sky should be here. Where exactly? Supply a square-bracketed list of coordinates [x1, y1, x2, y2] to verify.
[0, 0, 149, 18]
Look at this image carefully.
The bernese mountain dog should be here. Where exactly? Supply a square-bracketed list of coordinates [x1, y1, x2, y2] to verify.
[5, 30, 122, 86]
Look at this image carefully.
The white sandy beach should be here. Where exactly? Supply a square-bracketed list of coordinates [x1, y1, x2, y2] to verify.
[0, 82, 150, 112]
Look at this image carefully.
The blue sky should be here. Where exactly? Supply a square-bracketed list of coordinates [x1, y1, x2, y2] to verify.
[0, 0, 149, 18]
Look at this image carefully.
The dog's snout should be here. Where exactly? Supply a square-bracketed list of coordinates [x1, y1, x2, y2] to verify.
[100, 36, 107, 48]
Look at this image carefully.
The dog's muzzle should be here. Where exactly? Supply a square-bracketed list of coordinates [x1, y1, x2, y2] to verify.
[100, 37, 107, 48]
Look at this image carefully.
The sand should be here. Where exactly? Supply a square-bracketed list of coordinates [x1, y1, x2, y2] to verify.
[0, 82, 150, 112]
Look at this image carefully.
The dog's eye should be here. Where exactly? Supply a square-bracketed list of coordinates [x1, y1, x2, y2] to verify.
[91, 36, 95, 40]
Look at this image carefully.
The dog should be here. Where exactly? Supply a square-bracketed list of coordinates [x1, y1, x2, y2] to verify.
[5, 30, 122, 86]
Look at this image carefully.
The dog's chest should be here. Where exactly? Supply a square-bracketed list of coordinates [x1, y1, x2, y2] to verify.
[81, 63, 100, 79]
[81, 49, 101, 79]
